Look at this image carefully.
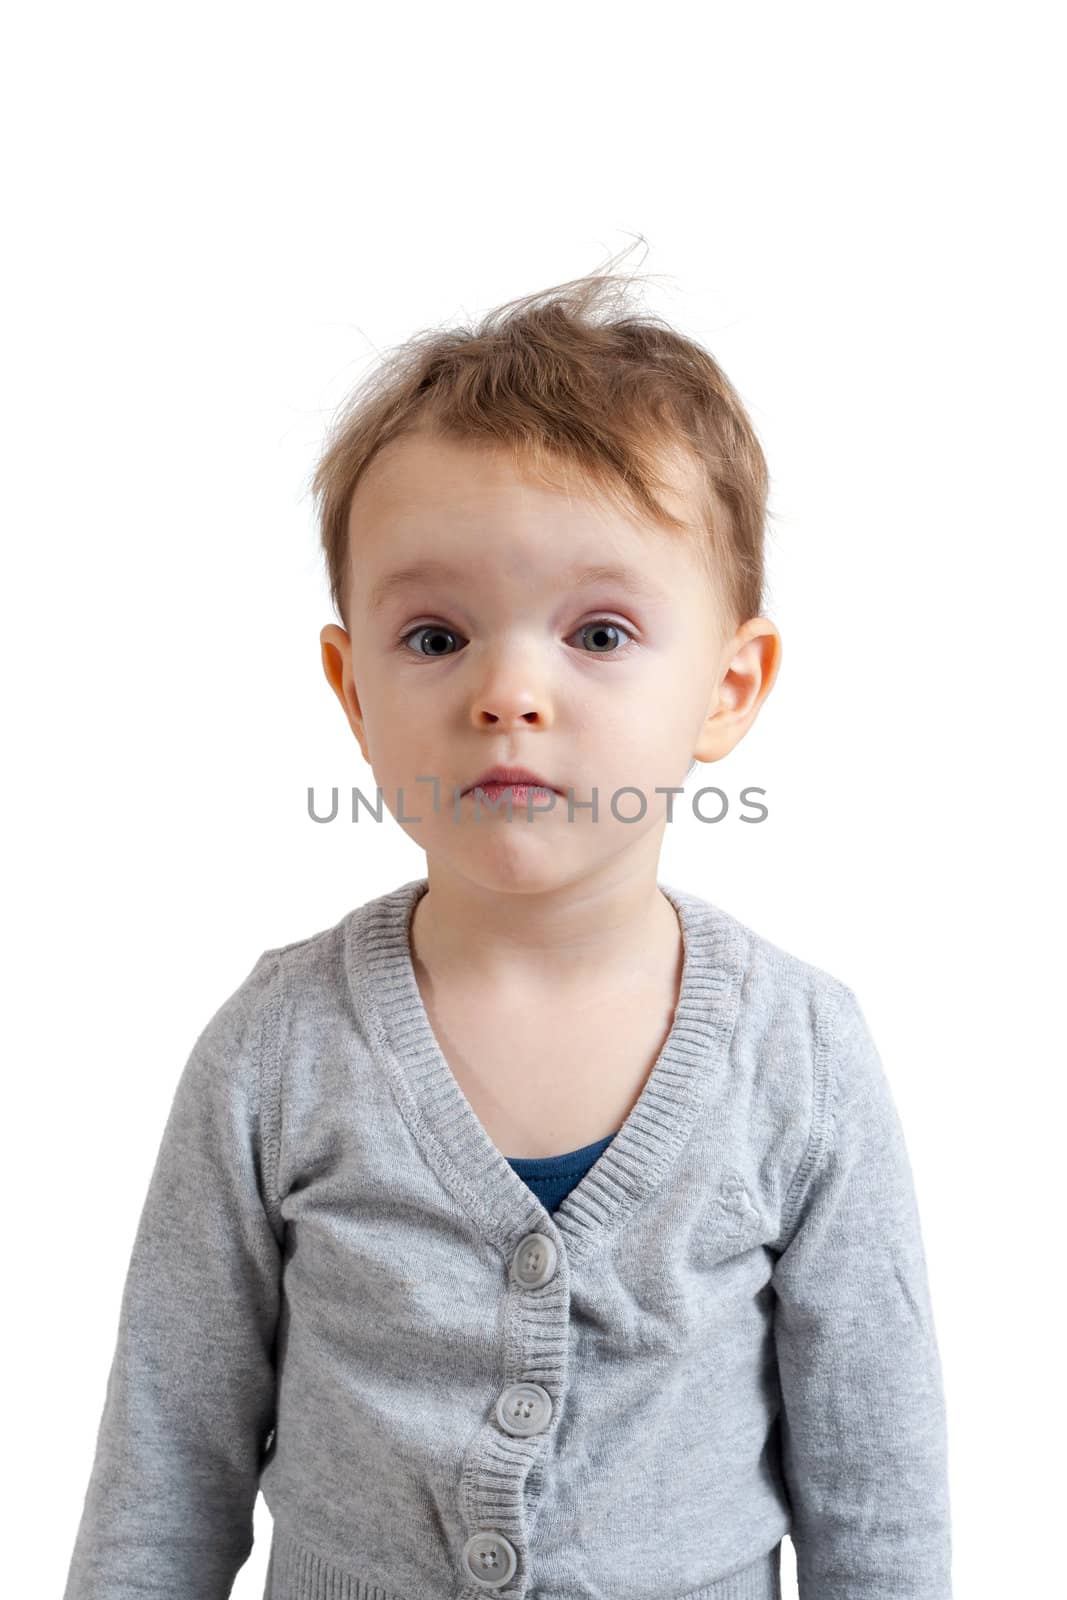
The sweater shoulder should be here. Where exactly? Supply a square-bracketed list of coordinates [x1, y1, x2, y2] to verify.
[675, 890, 859, 1113]
[671, 885, 857, 1033]
[247, 882, 409, 1035]
[184, 899, 366, 1093]
[717, 907, 876, 1100]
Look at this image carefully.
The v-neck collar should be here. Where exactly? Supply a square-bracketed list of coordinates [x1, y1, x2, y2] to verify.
[345, 875, 745, 1263]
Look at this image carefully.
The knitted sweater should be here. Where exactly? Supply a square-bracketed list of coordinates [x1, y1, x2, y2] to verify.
[62, 875, 953, 1600]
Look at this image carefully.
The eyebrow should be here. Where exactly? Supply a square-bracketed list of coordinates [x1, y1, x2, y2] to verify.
[366, 558, 668, 613]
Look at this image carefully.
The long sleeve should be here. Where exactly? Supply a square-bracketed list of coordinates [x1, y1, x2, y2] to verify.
[63, 951, 285, 1600]
[772, 983, 953, 1599]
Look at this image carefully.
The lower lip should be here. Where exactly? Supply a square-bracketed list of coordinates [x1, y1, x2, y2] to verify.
[465, 783, 557, 803]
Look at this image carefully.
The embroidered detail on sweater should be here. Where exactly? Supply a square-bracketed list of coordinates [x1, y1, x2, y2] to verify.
[715, 1173, 761, 1238]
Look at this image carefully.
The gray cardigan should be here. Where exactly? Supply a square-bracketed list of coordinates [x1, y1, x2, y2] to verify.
[63, 875, 953, 1600]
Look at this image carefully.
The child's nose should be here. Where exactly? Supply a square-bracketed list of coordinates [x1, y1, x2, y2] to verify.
[466, 651, 557, 730]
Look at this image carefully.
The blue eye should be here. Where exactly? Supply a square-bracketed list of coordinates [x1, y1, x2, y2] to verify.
[399, 618, 635, 657]
[402, 624, 461, 657]
[576, 619, 634, 654]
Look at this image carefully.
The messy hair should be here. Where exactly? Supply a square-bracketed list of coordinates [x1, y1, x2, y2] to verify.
[309, 236, 771, 634]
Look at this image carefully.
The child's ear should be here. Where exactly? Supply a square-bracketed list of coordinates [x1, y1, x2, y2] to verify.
[695, 621, 782, 762]
[319, 624, 371, 762]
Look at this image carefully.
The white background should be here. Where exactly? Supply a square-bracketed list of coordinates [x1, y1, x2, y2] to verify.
[4, 3, 1063, 1595]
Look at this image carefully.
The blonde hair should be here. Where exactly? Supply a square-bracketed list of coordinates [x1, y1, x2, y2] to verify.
[309, 237, 771, 634]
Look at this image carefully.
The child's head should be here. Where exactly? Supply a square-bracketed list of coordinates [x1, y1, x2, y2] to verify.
[312, 250, 781, 891]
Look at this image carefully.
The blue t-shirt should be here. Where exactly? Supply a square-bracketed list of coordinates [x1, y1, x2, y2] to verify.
[506, 1131, 617, 1213]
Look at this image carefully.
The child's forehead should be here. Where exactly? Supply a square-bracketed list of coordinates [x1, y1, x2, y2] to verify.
[349, 431, 706, 591]
[354, 511, 696, 623]
[353, 430, 613, 522]
[363, 551, 675, 619]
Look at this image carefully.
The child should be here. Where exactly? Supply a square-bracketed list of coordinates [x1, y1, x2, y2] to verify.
[63, 256, 952, 1600]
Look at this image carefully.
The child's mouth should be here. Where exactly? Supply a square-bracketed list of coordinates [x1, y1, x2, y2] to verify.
[467, 783, 556, 804]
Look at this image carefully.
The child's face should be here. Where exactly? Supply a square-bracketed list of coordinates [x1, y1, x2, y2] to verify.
[320, 431, 777, 892]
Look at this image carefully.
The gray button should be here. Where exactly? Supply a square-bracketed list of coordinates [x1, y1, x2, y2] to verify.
[495, 1381, 553, 1437]
[462, 1529, 518, 1588]
[510, 1231, 558, 1288]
